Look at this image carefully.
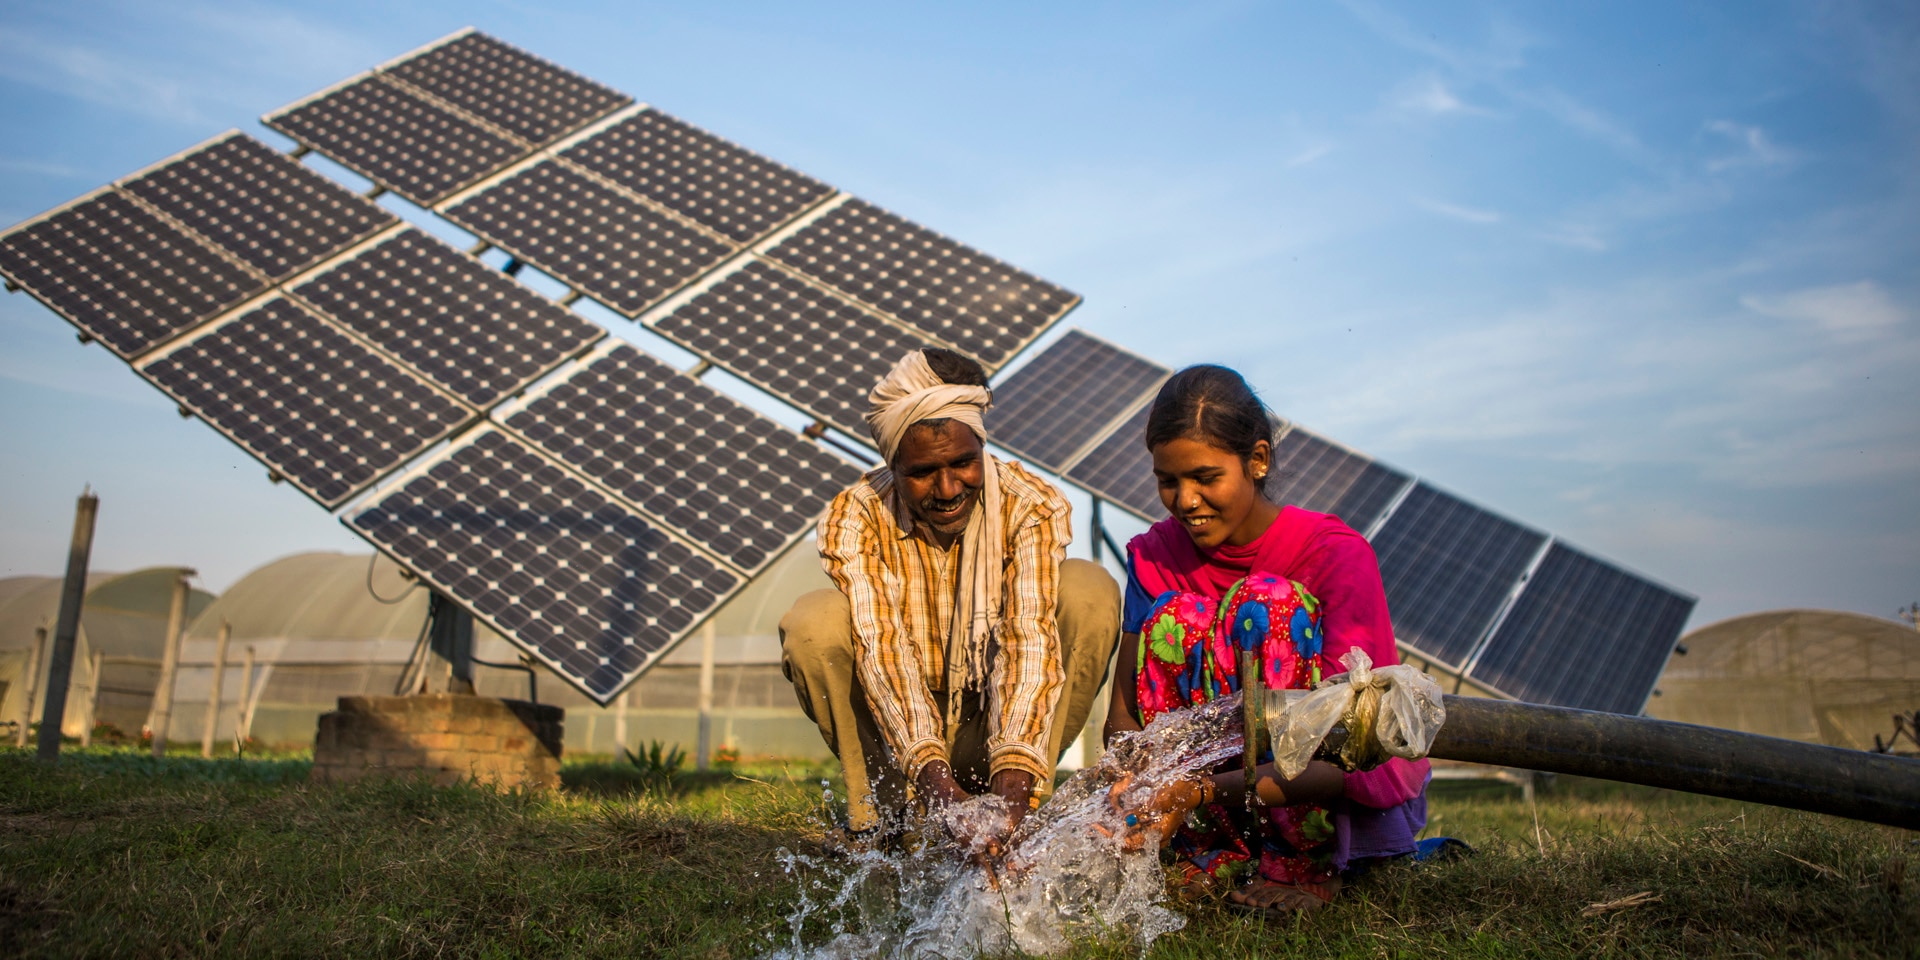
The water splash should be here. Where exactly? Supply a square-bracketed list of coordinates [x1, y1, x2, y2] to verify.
[763, 695, 1248, 959]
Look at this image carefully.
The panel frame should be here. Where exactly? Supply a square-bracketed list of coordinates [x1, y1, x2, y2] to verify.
[437, 155, 740, 318]
[633, 251, 943, 446]
[283, 222, 609, 408]
[113, 129, 399, 283]
[762, 195, 1081, 374]
[132, 290, 480, 510]
[341, 421, 758, 704]
[985, 327, 1171, 476]
[263, 73, 532, 208]
[488, 338, 858, 579]
[0, 184, 274, 361]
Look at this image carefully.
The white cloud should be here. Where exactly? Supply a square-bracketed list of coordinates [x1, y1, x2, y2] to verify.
[0, 157, 90, 179]
[1416, 197, 1502, 224]
[1704, 120, 1793, 172]
[1390, 75, 1490, 117]
[1741, 281, 1906, 342]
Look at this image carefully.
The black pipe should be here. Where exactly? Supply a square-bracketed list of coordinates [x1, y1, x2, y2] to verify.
[1428, 696, 1920, 830]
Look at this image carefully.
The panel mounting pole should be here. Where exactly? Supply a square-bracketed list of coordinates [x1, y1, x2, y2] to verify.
[36, 490, 98, 761]
[427, 593, 475, 695]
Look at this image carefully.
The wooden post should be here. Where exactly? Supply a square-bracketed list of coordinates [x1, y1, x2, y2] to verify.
[200, 621, 231, 758]
[37, 489, 100, 761]
[16, 626, 46, 748]
[695, 621, 716, 771]
[613, 687, 630, 757]
[146, 570, 193, 758]
[234, 645, 256, 754]
[80, 649, 103, 748]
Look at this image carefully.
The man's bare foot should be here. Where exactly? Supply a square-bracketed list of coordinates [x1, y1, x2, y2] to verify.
[1225, 875, 1341, 916]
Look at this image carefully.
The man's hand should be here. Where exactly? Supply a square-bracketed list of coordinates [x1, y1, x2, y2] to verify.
[916, 759, 971, 811]
[918, 763, 1036, 865]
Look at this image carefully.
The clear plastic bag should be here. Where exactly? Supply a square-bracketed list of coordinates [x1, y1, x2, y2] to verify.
[1263, 649, 1447, 779]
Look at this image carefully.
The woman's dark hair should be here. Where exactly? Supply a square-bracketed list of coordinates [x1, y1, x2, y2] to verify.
[1144, 364, 1274, 492]
[923, 347, 988, 387]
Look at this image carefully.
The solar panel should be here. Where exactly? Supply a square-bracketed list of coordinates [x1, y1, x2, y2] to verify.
[562, 109, 833, 243]
[765, 198, 1079, 371]
[1267, 428, 1412, 534]
[1065, 404, 1162, 522]
[1469, 543, 1695, 713]
[265, 76, 525, 206]
[1370, 482, 1547, 670]
[442, 160, 735, 317]
[292, 227, 605, 408]
[0, 190, 265, 359]
[382, 31, 631, 146]
[138, 296, 472, 507]
[650, 259, 938, 441]
[347, 426, 741, 703]
[986, 329, 1168, 473]
[501, 342, 862, 573]
[120, 133, 395, 281]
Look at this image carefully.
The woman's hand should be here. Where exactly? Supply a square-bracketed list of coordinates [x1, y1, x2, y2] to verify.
[1104, 774, 1215, 852]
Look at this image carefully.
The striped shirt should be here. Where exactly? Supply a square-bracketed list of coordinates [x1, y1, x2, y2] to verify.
[817, 456, 1071, 783]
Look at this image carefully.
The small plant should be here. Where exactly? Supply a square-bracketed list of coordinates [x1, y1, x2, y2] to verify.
[712, 746, 741, 770]
[621, 740, 685, 785]
[90, 721, 128, 744]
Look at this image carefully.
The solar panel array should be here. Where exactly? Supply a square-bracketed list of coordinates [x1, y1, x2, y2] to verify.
[987, 328, 1695, 713]
[265, 29, 631, 207]
[4, 29, 1088, 704]
[1469, 543, 1697, 714]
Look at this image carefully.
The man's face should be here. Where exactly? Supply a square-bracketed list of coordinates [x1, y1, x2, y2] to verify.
[894, 420, 985, 538]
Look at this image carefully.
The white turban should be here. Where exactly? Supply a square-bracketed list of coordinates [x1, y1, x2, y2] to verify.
[864, 351, 1005, 717]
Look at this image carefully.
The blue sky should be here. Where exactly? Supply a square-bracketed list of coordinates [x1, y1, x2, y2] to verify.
[0, 1, 1914, 631]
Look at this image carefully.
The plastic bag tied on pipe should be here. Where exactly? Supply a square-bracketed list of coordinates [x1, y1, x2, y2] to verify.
[1263, 648, 1446, 779]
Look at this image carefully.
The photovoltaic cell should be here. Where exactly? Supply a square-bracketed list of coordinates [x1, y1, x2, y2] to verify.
[766, 199, 1079, 370]
[442, 160, 734, 316]
[562, 110, 833, 243]
[651, 260, 935, 441]
[382, 31, 630, 146]
[986, 329, 1167, 473]
[121, 133, 395, 281]
[1470, 543, 1695, 714]
[294, 227, 605, 408]
[0, 190, 264, 359]
[348, 427, 741, 702]
[1267, 428, 1411, 534]
[1065, 405, 1162, 523]
[265, 76, 524, 206]
[140, 297, 470, 507]
[504, 343, 863, 573]
[1370, 482, 1546, 670]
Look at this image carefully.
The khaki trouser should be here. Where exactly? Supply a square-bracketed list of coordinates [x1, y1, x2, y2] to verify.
[779, 558, 1120, 831]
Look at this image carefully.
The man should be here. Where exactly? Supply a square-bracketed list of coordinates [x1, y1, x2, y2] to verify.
[780, 347, 1120, 848]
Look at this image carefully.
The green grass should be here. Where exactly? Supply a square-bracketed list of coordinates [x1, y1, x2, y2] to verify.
[0, 745, 1913, 958]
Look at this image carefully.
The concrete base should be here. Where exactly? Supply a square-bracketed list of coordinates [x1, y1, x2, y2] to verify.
[311, 694, 564, 789]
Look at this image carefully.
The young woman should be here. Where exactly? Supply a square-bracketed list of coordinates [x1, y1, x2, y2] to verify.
[1103, 364, 1429, 916]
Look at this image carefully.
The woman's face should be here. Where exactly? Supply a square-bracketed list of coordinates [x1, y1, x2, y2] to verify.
[1150, 436, 1275, 550]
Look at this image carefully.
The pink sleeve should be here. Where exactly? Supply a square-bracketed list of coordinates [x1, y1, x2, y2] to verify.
[1295, 526, 1429, 808]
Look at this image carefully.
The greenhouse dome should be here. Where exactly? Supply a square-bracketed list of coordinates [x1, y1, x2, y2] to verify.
[1647, 609, 1920, 752]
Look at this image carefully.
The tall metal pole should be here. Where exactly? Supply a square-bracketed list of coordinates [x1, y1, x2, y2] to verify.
[1090, 498, 1103, 564]
[36, 489, 99, 761]
[16, 627, 46, 748]
[147, 569, 194, 758]
[200, 621, 231, 758]
[695, 620, 717, 771]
